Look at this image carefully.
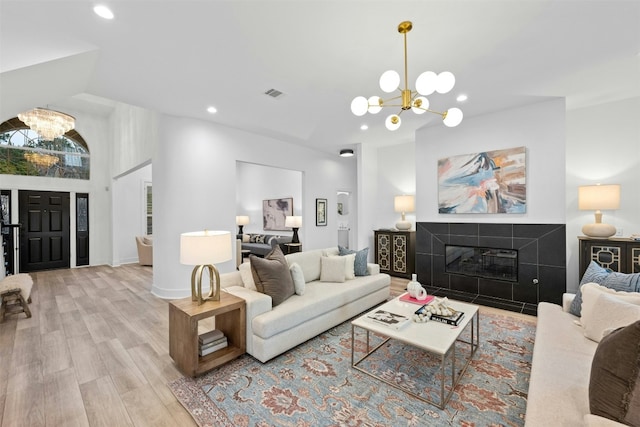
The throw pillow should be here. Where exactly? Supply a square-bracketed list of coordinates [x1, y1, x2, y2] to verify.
[582, 291, 640, 342]
[250, 246, 295, 306]
[238, 262, 257, 291]
[570, 261, 640, 317]
[338, 245, 369, 276]
[242, 234, 250, 243]
[320, 256, 346, 283]
[589, 320, 640, 425]
[343, 253, 356, 280]
[289, 262, 306, 295]
[322, 247, 340, 257]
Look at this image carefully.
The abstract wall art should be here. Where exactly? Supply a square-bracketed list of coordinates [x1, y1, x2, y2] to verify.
[438, 146, 526, 214]
[263, 197, 293, 230]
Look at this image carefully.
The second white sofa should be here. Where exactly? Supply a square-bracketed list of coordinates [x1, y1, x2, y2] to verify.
[220, 247, 391, 363]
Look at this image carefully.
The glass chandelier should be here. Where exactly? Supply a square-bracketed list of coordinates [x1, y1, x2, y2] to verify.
[351, 21, 463, 130]
[18, 108, 75, 140]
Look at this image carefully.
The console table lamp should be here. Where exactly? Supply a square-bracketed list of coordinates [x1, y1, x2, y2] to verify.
[578, 184, 620, 238]
[285, 216, 302, 244]
[180, 230, 232, 305]
[394, 195, 415, 230]
[236, 215, 249, 236]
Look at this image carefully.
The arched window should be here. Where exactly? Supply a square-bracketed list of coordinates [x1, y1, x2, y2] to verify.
[0, 117, 90, 179]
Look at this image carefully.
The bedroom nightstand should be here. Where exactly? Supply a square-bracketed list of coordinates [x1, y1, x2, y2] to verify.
[169, 292, 245, 377]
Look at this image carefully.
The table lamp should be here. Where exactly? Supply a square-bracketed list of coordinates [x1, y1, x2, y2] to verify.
[285, 216, 302, 243]
[578, 184, 620, 238]
[394, 195, 415, 230]
[236, 215, 249, 237]
[180, 230, 232, 304]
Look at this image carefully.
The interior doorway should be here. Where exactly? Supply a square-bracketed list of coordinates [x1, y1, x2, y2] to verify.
[337, 190, 351, 248]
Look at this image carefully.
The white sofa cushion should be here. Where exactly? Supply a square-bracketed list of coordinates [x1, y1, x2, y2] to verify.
[583, 292, 640, 342]
[238, 262, 257, 291]
[289, 263, 305, 295]
[285, 249, 324, 283]
[580, 282, 640, 342]
[320, 256, 346, 282]
[251, 274, 390, 340]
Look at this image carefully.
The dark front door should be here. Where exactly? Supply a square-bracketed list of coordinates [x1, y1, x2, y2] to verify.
[19, 190, 70, 272]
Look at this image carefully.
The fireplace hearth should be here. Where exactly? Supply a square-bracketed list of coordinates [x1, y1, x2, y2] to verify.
[416, 222, 566, 316]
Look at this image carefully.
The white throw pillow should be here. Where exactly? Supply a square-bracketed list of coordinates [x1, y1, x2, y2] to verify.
[322, 247, 340, 257]
[342, 253, 356, 280]
[238, 261, 257, 291]
[320, 256, 346, 283]
[289, 262, 306, 295]
[581, 286, 640, 342]
[580, 282, 640, 327]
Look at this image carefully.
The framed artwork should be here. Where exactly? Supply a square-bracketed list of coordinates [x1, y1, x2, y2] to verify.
[438, 146, 526, 214]
[263, 197, 293, 231]
[316, 198, 327, 226]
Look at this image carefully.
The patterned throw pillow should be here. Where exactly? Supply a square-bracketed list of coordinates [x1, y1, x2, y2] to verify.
[338, 245, 369, 276]
[569, 261, 640, 317]
[589, 320, 640, 425]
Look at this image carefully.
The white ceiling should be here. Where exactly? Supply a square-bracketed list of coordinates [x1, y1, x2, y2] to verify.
[1, 0, 639, 154]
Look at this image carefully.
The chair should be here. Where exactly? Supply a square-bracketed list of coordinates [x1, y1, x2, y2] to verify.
[135, 235, 153, 266]
[0, 273, 33, 322]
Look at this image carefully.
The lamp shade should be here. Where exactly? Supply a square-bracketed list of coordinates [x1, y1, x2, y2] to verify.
[285, 216, 302, 228]
[235, 215, 250, 226]
[180, 230, 232, 265]
[394, 195, 415, 213]
[578, 185, 621, 210]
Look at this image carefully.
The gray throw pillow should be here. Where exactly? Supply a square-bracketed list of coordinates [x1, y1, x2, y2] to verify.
[249, 245, 295, 306]
[570, 261, 640, 317]
[589, 320, 640, 425]
[338, 245, 369, 276]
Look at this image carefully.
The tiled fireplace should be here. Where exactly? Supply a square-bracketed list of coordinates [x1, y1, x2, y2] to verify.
[416, 222, 566, 315]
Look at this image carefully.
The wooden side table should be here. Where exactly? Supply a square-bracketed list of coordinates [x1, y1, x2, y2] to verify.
[169, 292, 246, 377]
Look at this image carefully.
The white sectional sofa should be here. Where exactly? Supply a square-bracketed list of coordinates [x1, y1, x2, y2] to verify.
[525, 293, 627, 427]
[220, 248, 391, 363]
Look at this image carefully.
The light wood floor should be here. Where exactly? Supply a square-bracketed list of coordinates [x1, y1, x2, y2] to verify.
[0, 265, 535, 427]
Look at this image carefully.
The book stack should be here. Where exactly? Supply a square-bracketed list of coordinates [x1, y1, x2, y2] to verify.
[430, 311, 465, 326]
[366, 309, 411, 330]
[199, 329, 227, 356]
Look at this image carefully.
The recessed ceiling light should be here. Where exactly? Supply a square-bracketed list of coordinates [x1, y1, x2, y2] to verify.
[360, 124, 368, 131]
[206, 106, 217, 114]
[340, 149, 354, 157]
[93, 5, 114, 20]
[456, 94, 468, 102]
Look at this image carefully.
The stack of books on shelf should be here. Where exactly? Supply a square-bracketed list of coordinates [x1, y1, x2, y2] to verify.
[199, 329, 227, 356]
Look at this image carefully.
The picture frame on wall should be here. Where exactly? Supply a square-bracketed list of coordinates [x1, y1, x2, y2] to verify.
[263, 197, 293, 231]
[316, 198, 327, 226]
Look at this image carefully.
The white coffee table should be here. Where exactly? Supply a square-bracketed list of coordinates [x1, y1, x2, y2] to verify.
[351, 295, 479, 409]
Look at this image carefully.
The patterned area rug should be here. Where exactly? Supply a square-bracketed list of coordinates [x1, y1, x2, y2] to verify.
[169, 312, 535, 426]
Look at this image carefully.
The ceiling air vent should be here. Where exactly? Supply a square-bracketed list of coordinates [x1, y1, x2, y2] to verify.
[264, 88, 284, 98]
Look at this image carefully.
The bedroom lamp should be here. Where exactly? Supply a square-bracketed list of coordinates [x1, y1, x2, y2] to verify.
[285, 216, 302, 244]
[236, 215, 249, 236]
[578, 184, 620, 238]
[180, 230, 232, 305]
[394, 195, 415, 230]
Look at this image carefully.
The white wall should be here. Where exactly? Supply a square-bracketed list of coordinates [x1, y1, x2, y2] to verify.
[565, 96, 640, 290]
[415, 99, 566, 224]
[110, 103, 157, 177]
[236, 162, 302, 237]
[152, 116, 357, 299]
[376, 142, 417, 230]
[112, 163, 152, 265]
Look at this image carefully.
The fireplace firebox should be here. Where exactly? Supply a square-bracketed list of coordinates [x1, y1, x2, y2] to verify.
[445, 245, 518, 282]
